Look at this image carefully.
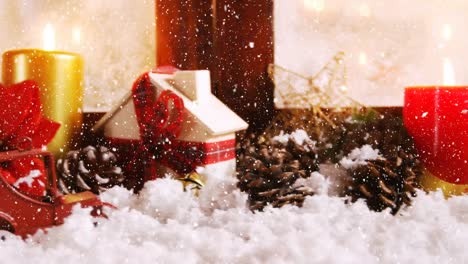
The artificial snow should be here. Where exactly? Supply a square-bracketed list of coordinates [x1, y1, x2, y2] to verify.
[13, 170, 43, 188]
[0, 173, 467, 263]
[293, 171, 330, 195]
[272, 129, 316, 150]
[340, 145, 382, 169]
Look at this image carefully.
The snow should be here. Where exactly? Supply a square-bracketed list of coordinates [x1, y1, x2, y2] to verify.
[271, 132, 290, 145]
[293, 171, 330, 195]
[272, 129, 316, 150]
[340, 145, 383, 169]
[13, 170, 43, 188]
[1, 174, 467, 263]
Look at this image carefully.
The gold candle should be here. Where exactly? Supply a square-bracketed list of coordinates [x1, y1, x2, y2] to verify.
[2, 49, 84, 155]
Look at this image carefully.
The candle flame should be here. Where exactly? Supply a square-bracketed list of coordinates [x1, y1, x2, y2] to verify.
[304, 0, 325, 12]
[443, 58, 455, 86]
[43, 23, 55, 50]
[72, 27, 81, 44]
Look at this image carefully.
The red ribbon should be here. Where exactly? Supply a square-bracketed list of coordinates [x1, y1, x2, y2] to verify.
[0, 80, 60, 150]
[131, 73, 205, 180]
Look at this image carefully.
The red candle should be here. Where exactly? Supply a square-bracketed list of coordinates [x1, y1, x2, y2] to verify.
[404, 86, 468, 193]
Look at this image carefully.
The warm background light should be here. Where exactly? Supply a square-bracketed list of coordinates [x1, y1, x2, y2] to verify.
[0, 0, 154, 111]
[1, 1, 466, 109]
[275, 0, 468, 106]
[358, 4, 371, 17]
[304, 0, 325, 12]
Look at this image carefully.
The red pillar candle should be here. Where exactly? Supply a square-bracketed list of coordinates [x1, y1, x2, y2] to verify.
[404, 87, 468, 194]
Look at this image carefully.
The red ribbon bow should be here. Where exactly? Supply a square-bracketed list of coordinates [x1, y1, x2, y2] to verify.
[0, 80, 60, 150]
[131, 73, 204, 180]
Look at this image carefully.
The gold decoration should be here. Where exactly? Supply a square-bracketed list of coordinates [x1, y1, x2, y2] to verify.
[268, 52, 365, 110]
[177, 172, 205, 196]
[420, 169, 468, 197]
[266, 52, 376, 137]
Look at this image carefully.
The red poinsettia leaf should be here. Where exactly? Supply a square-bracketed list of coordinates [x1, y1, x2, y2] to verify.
[9, 87, 44, 144]
[8, 118, 61, 149]
[29, 118, 61, 148]
[0, 80, 36, 139]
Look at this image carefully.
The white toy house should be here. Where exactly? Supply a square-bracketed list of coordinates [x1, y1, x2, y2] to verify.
[93, 69, 248, 189]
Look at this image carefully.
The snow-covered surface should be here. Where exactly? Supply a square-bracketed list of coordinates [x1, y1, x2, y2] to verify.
[1, 174, 467, 263]
[340, 145, 383, 169]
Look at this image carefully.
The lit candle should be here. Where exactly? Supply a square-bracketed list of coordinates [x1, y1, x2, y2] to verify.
[2, 24, 84, 155]
[403, 59, 468, 195]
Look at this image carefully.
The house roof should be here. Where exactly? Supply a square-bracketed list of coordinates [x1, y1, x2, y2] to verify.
[93, 70, 248, 136]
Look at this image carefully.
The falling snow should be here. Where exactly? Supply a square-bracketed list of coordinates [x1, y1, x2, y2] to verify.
[0, 1, 466, 263]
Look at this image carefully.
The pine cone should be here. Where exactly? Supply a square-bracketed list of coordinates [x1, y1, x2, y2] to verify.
[347, 150, 421, 214]
[237, 134, 319, 211]
[316, 109, 415, 163]
[57, 146, 125, 194]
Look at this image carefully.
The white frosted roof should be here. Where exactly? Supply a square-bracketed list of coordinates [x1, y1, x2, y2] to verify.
[93, 71, 248, 136]
[149, 72, 248, 135]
